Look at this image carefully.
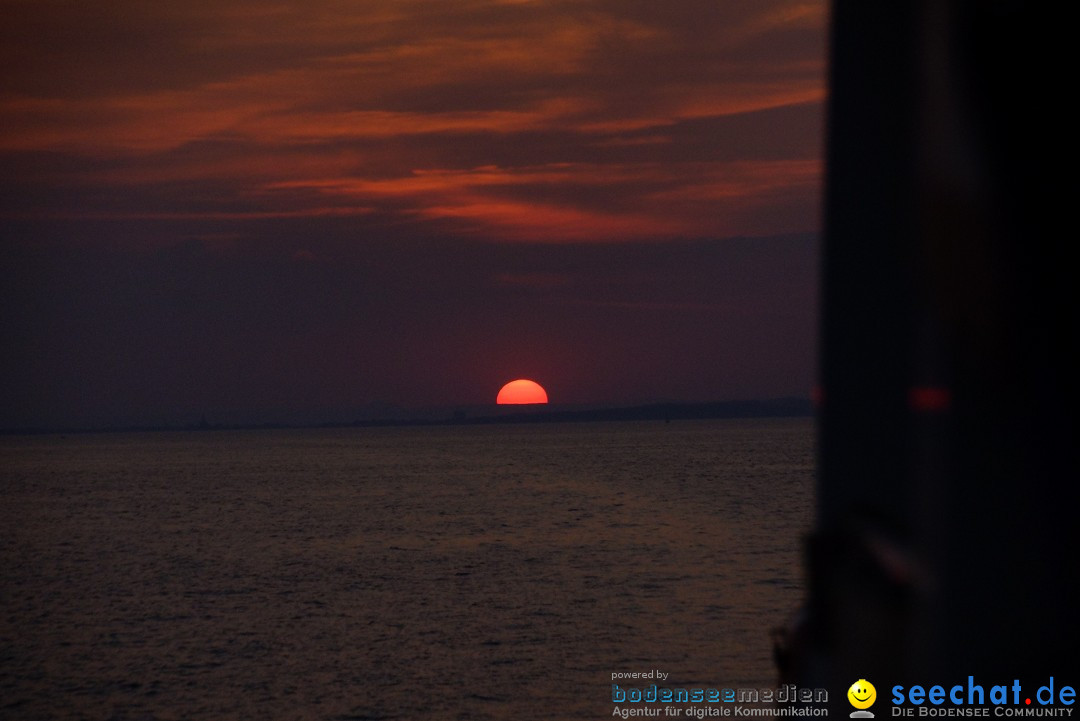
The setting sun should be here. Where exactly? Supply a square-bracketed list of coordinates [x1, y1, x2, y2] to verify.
[496, 379, 549, 405]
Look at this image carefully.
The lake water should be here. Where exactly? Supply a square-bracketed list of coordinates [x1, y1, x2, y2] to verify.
[1, 418, 815, 720]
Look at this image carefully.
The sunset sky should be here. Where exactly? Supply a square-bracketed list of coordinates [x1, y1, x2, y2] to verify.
[0, 0, 825, 428]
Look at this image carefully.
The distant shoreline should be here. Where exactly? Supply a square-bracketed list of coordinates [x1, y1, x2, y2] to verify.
[0, 398, 812, 437]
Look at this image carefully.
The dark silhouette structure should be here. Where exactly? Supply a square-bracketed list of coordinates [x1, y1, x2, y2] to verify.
[784, 0, 1077, 707]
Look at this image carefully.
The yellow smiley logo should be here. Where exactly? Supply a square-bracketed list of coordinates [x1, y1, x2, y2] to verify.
[848, 679, 877, 709]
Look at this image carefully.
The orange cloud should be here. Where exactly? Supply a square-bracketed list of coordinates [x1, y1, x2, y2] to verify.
[414, 197, 688, 242]
[0, 0, 826, 240]
[258, 159, 820, 241]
